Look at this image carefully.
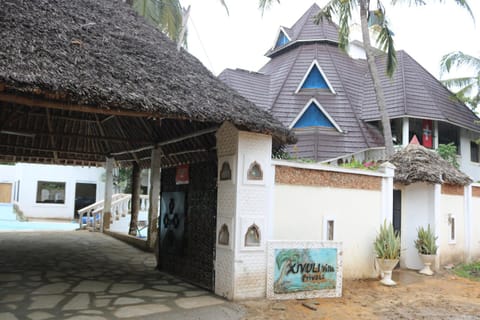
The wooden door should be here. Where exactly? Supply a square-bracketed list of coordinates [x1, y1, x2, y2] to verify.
[0, 183, 13, 203]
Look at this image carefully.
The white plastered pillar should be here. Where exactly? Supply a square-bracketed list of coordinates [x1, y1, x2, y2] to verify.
[464, 184, 472, 262]
[379, 162, 395, 224]
[433, 183, 442, 270]
[214, 122, 273, 300]
[402, 117, 409, 147]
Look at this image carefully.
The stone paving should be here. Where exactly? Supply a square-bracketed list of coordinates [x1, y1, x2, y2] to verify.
[0, 231, 244, 320]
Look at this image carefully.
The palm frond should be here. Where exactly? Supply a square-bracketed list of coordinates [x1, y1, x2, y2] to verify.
[258, 0, 281, 16]
[314, 0, 357, 51]
[219, 0, 229, 16]
[440, 51, 480, 75]
[442, 77, 475, 90]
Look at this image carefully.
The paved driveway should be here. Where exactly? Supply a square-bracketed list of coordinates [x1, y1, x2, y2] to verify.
[0, 231, 244, 320]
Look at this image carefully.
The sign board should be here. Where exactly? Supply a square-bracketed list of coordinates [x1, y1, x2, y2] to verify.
[267, 241, 342, 299]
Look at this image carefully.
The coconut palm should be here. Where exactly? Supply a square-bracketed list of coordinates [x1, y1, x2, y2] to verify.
[259, 0, 474, 158]
[440, 51, 480, 111]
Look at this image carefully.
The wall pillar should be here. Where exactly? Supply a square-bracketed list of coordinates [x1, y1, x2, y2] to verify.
[433, 183, 442, 270]
[402, 117, 409, 147]
[215, 122, 273, 300]
[147, 148, 162, 251]
[102, 157, 114, 232]
[379, 162, 395, 224]
[433, 120, 439, 150]
[464, 184, 472, 262]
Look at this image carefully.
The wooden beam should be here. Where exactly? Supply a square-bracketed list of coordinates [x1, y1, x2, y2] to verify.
[0, 143, 106, 158]
[0, 128, 153, 144]
[110, 126, 217, 157]
[45, 109, 58, 162]
[0, 92, 190, 120]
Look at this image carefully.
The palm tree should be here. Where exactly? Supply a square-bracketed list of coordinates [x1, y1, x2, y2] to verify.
[259, 0, 474, 158]
[440, 51, 480, 111]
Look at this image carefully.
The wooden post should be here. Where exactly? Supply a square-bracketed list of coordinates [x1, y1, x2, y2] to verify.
[129, 163, 141, 236]
[103, 157, 114, 232]
[147, 148, 162, 250]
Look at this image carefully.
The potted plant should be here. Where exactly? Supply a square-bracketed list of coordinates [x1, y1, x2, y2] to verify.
[374, 220, 401, 286]
[414, 224, 438, 276]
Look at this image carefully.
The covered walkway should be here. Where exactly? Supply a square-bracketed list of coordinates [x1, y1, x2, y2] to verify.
[0, 231, 243, 320]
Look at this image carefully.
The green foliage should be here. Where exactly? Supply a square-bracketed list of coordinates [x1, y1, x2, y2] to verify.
[440, 51, 480, 111]
[374, 220, 401, 260]
[437, 143, 459, 169]
[414, 224, 438, 255]
[454, 261, 480, 281]
[340, 159, 379, 171]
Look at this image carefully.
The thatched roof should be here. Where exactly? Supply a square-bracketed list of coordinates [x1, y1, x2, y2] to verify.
[0, 0, 293, 167]
[389, 144, 472, 186]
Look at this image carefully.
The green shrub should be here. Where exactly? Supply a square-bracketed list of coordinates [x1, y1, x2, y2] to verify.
[414, 224, 438, 255]
[374, 220, 401, 260]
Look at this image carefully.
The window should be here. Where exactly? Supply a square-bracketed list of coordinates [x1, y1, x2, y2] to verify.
[36, 181, 66, 204]
[323, 217, 336, 241]
[275, 30, 290, 48]
[471, 141, 479, 163]
[448, 214, 456, 243]
[438, 122, 460, 155]
[290, 99, 342, 132]
[296, 60, 335, 94]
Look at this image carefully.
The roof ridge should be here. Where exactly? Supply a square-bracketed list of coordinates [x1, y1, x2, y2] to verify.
[325, 45, 372, 148]
[290, 3, 321, 40]
[268, 46, 304, 112]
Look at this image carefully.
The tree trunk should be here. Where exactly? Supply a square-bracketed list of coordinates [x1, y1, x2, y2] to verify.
[359, 1, 395, 158]
[128, 163, 141, 236]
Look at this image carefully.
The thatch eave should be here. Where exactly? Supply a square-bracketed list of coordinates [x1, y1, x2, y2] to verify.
[390, 144, 472, 186]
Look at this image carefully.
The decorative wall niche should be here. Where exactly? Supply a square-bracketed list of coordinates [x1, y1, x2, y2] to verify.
[243, 156, 266, 185]
[244, 224, 261, 247]
[247, 161, 263, 180]
[218, 155, 235, 184]
[216, 216, 233, 249]
[220, 162, 232, 181]
[218, 224, 230, 246]
[240, 217, 265, 251]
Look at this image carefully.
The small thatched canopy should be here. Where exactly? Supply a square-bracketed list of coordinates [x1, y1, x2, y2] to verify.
[389, 143, 472, 186]
[0, 0, 292, 167]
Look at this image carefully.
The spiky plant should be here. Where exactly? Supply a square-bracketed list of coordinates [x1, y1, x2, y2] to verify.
[414, 224, 438, 255]
[374, 220, 400, 260]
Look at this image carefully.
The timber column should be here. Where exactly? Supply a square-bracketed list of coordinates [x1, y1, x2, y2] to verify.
[147, 147, 162, 250]
[102, 157, 114, 231]
[215, 122, 273, 300]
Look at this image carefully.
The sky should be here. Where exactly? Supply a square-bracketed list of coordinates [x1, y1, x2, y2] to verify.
[179, 0, 480, 80]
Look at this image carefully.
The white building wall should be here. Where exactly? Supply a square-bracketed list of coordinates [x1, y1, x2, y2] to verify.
[458, 128, 480, 182]
[0, 163, 105, 220]
[400, 183, 436, 270]
[274, 185, 382, 279]
[470, 185, 480, 261]
[439, 193, 466, 265]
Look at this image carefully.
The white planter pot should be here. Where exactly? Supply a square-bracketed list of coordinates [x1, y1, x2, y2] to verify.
[377, 258, 399, 286]
[418, 254, 436, 276]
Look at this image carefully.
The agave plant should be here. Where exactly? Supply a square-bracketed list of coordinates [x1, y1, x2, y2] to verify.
[414, 224, 438, 255]
[374, 220, 400, 260]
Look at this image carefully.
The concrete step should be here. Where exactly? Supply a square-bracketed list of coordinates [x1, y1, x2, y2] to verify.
[0, 203, 17, 221]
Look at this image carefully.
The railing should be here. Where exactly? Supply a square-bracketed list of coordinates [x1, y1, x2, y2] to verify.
[78, 194, 153, 232]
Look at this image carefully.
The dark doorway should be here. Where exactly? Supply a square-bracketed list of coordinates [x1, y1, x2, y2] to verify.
[393, 190, 402, 235]
[74, 183, 97, 219]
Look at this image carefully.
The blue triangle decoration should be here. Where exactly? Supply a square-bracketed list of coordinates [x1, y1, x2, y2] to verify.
[275, 31, 289, 48]
[302, 64, 329, 89]
[293, 102, 335, 129]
